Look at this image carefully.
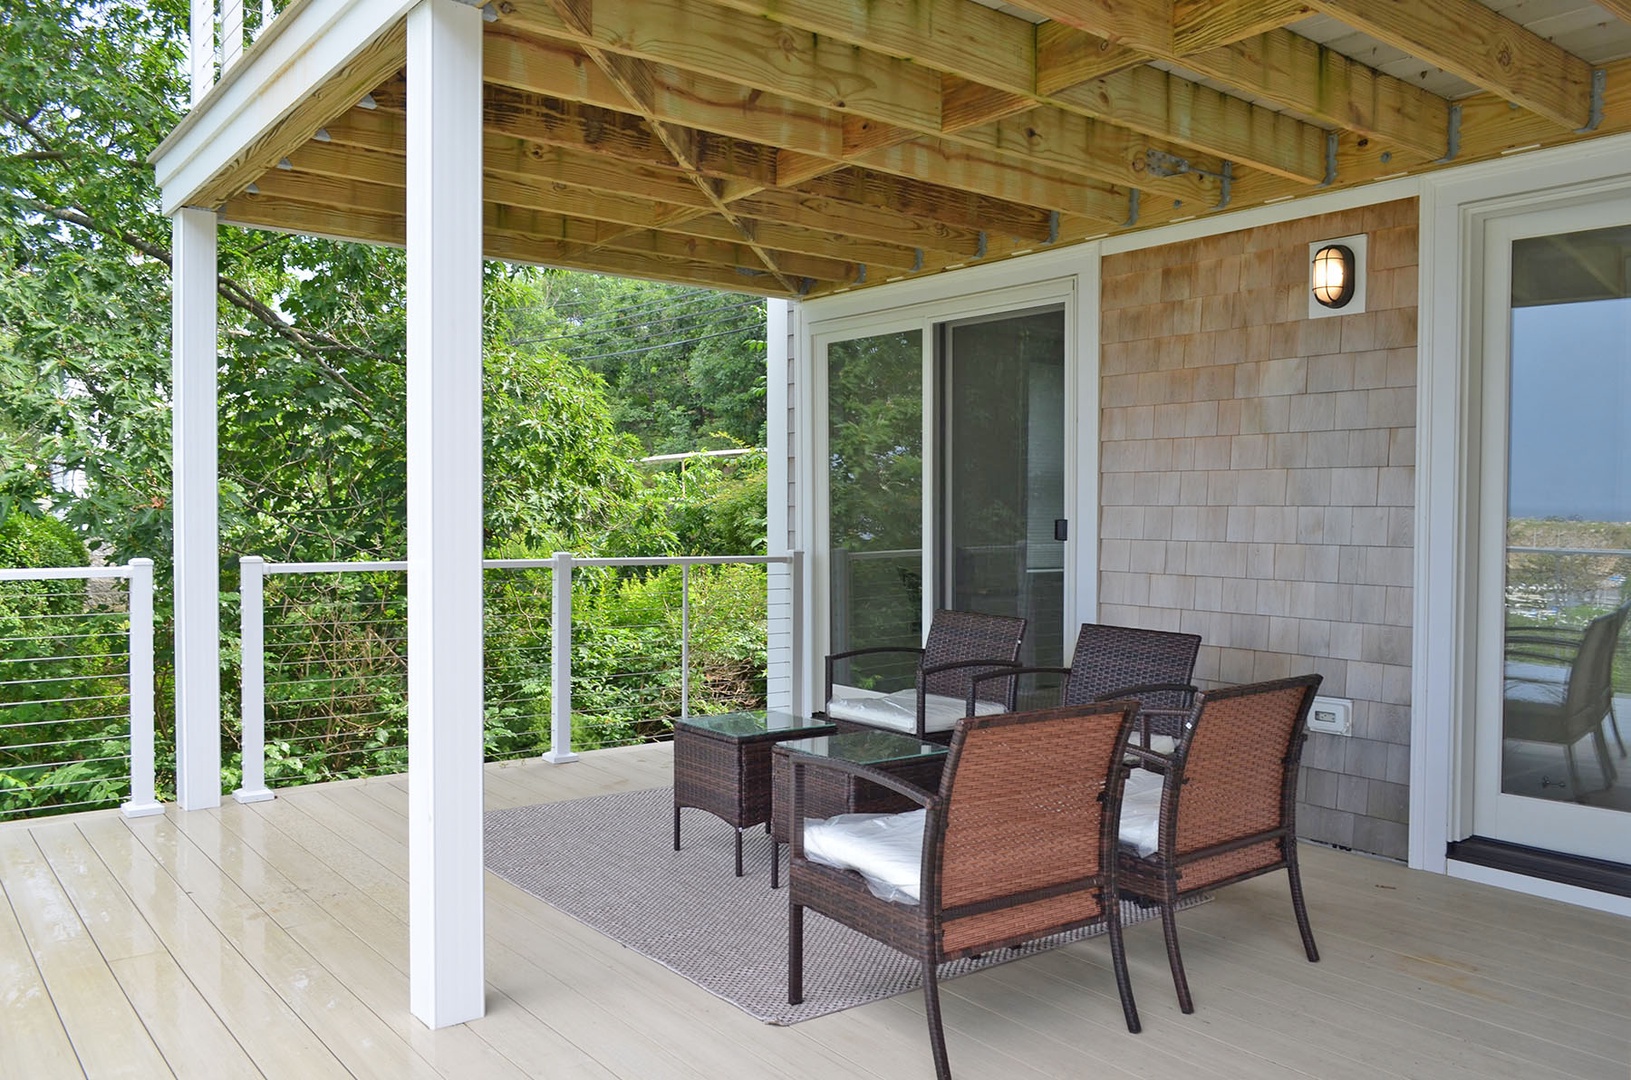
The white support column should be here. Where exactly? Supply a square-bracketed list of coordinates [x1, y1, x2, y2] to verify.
[171, 207, 222, 812]
[235, 557, 273, 803]
[406, 0, 485, 1030]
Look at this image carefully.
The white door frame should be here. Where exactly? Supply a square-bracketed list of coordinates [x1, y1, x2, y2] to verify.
[798, 275, 1088, 715]
[1416, 132, 1631, 911]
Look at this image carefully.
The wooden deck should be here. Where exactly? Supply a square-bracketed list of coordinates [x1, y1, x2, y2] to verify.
[2, 742, 1627, 1080]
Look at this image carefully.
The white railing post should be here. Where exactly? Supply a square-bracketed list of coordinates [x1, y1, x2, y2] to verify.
[189, 0, 215, 103]
[122, 560, 164, 818]
[236, 557, 273, 803]
[791, 550, 806, 714]
[543, 551, 578, 763]
[680, 564, 691, 720]
[222, 0, 244, 69]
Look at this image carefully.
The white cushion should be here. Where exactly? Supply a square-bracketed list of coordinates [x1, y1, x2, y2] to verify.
[802, 809, 926, 904]
[825, 689, 1005, 734]
[1118, 767, 1164, 857]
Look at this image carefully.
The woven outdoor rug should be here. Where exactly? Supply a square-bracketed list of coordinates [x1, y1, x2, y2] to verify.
[484, 786, 1203, 1024]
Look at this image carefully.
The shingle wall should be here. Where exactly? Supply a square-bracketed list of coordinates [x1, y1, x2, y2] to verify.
[1098, 199, 1418, 859]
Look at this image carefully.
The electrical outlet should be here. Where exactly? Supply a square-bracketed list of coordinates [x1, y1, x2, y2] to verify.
[1307, 696, 1352, 737]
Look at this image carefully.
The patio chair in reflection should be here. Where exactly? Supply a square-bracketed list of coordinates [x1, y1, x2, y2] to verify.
[822, 609, 1026, 741]
[1504, 603, 1625, 795]
[967, 621, 1200, 759]
[786, 701, 1143, 1080]
[1505, 598, 1629, 767]
[1116, 674, 1323, 1015]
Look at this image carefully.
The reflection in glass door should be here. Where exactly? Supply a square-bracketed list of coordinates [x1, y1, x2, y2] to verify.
[825, 330, 924, 691]
[943, 308, 1066, 673]
[1477, 210, 1631, 866]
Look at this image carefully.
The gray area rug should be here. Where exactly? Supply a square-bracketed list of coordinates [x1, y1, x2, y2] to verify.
[485, 786, 1202, 1024]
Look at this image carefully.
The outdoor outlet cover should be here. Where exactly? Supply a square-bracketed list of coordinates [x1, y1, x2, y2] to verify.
[1307, 696, 1353, 737]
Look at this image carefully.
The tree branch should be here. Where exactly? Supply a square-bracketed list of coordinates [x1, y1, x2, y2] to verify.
[22, 200, 394, 415]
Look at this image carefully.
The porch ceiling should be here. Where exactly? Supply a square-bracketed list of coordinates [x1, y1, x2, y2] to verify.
[200, 0, 1631, 298]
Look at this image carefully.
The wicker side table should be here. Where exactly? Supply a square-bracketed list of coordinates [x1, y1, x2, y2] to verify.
[770, 731, 949, 888]
[672, 710, 837, 876]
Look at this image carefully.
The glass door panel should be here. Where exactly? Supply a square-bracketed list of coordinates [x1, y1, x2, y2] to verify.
[826, 330, 924, 692]
[943, 308, 1066, 674]
[1476, 209, 1631, 865]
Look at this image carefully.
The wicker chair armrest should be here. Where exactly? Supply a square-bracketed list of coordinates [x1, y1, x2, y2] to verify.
[918, 657, 1021, 681]
[1092, 681, 1198, 702]
[964, 665, 1069, 714]
[825, 645, 926, 704]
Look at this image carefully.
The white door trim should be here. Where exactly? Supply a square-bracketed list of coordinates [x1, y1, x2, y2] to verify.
[1415, 131, 1631, 883]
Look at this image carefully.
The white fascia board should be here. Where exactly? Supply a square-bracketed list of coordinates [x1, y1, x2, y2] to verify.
[153, 0, 417, 215]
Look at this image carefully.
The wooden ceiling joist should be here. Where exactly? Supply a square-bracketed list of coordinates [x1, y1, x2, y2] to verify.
[1301, 0, 1596, 130]
[1170, 0, 1310, 55]
[215, 0, 1631, 300]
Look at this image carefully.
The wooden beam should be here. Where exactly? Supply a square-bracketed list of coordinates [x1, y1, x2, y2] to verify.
[796, 167, 1059, 243]
[535, 0, 800, 291]
[1171, 0, 1309, 54]
[1597, 0, 1631, 22]
[500, 0, 1334, 185]
[484, 229, 803, 295]
[507, 0, 944, 133]
[1182, 29, 1451, 159]
[1302, 0, 1594, 130]
[1051, 63, 1327, 182]
[948, 107, 1224, 205]
[941, 76, 1034, 134]
[848, 136, 1131, 222]
[1035, 22, 1147, 95]
[731, 187, 991, 260]
[1016, 0, 1174, 55]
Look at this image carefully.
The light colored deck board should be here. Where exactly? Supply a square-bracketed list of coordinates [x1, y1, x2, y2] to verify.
[122, 812, 444, 1080]
[30, 823, 260, 1080]
[75, 816, 350, 1080]
[5, 743, 1628, 1080]
[0, 829, 172, 1079]
[0, 856, 82, 1078]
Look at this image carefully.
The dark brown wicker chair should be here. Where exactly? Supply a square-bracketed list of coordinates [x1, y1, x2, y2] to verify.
[787, 701, 1142, 1080]
[824, 608, 1026, 741]
[969, 622, 1200, 753]
[1116, 673, 1323, 1015]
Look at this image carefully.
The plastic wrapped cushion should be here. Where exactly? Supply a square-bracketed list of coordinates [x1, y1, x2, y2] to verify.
[801, 809, 927, 904]
[825, 690, 1006, 734]
[1118, 767, 1164, 857]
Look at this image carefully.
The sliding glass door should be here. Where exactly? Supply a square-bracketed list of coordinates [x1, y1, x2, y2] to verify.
[943, 308, 1067, 672]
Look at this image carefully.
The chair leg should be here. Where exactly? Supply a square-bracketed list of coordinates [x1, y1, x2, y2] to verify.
[788, 903, 805, 1005]
[1103, 893, 1141, 1034]
[1591, 727, 1617, 788]
[770, 840, 780, 889]
[1158, 895, 1194, 1014]
[735, 828, 744, 877]
[1609, 701, 1627, 758]
[673, 805, 681, 851]
[1564, 742, 1584, 798]
[1285, 847, 1320, 963]
[922, 958, 952, 1080]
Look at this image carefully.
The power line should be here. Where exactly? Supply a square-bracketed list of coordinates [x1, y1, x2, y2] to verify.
[560, 322, 765, 364]
[509, 298, 763, 349]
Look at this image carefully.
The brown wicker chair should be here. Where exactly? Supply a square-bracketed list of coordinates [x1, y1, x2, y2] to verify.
[1504, 605, 1625, 795]
[823, 608, 1026, 741]
[969, 621, 1200, 753]
[1117, 674, 1323, 1015]
[787, 701, 1142, 1080]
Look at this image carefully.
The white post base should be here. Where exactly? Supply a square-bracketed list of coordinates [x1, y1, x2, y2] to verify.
[234, 788, 276, 804]
[120, 801, 166, 819]
[540, 750, 579, 764]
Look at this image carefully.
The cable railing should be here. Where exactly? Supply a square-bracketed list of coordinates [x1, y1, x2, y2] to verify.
[0, 562, 161, 822]
[237, 551, 798, 796]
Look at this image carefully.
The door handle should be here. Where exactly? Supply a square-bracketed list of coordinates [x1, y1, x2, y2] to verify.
[1054, 519, 1069, 542]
